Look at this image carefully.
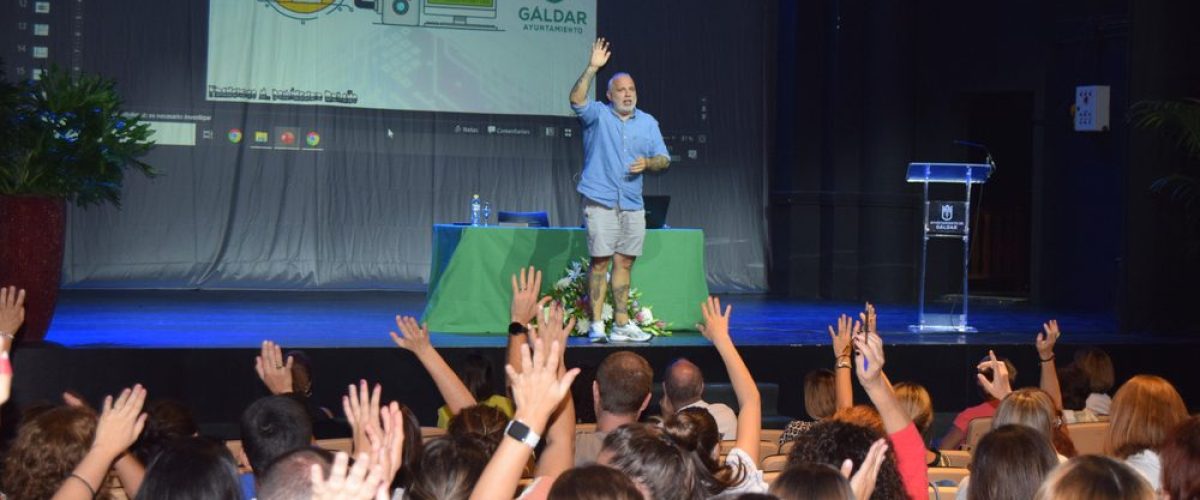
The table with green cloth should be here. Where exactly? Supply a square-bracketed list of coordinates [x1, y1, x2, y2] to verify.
[422, 224, 709, 333]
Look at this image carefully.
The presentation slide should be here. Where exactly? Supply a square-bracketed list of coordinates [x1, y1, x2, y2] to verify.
[206, 0, 597, 116]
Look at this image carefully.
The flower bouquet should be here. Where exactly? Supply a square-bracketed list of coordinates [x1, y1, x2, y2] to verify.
[546, 258, 670, 337]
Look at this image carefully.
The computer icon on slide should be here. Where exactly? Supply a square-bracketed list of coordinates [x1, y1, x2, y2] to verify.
[376, 0, 499, 30]
[424, 0, 498, 30]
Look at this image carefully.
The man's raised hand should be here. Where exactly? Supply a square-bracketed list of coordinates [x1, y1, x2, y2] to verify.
[506, 337, 580, 432]
[255, 340, 294, 395]
[696, 296, 733, 345]
[589, 37, 611, 70]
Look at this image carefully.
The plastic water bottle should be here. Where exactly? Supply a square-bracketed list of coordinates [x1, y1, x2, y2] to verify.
[470, 194, 482, 226]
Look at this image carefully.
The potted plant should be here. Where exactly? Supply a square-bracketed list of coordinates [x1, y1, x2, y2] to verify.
[0, 64, 156, 342]
[1131, 98, 1200, 226]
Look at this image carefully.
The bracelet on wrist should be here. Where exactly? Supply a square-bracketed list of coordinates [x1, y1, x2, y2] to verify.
[1039, 354, 1055, 363]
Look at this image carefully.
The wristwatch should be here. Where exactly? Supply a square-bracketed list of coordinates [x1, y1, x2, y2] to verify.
[508, 322, 528, 336]
[505, 419, 541, 448]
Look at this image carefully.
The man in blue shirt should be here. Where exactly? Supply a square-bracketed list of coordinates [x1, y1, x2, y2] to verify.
[569, 38, 670, 343]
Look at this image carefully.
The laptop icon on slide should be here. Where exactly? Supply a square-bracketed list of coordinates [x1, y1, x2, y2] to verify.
[643, 195, 671, 229]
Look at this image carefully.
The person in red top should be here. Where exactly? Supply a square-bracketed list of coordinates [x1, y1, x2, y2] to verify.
[937, 356, 1018, 450]
[852, 326, 929, 500]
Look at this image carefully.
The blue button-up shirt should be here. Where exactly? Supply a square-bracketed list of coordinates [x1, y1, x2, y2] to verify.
[573, 100, 669, 210]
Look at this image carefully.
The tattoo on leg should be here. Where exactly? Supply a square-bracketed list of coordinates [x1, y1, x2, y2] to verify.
[589, 267, 608, 320]
[613, 285, 630, 314]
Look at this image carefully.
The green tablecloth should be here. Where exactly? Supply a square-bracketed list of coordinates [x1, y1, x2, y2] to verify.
[422, 224, 709, 333]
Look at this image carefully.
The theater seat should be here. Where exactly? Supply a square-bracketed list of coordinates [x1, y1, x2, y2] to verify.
[1066, 421, 1110, 455]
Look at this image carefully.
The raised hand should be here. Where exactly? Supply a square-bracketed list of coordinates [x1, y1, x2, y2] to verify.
[511, 266, 551, 325]
[841, 438, 889, 500]
[0, 286, 26, 351]
[859, 302, 877, 334]
[343, 380, 384, 456]
[93, 385, 149, 460]
[588, 37, 611, 70]
[363, 401, 406, 482]
[532, 302, 575, 354]
[977, 350, 1012, 400]
[390, 316, 433, 357]
[1036, 320, 1060, 360]
[506, 337, 580, 432]
[311, 451, 389, 500]
[255, 340, 294, 395]
[829, 314, 857, 361]
[696, 296, 733, 345]
[853, 331, 885, 388]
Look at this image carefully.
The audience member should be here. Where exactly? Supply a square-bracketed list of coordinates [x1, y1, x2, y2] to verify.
[769, 462, 853, 500]
[780, 369, 836, 444]
[438, 354, 514, 428]
[2, 405, 99, 500]
[892, 382, 946, 467]
[787, 420, 905, 500]
[547, 464, 643, 500]
[52, 385, 149, 500]
[938, 354, 1017, 450]
[1070, 347, 1114, 415]
[576, 350, 653, 464]
[1159, 416, 1200, 500]
[134, 436, 242, 500]
[131, 399, 198, 466]
[960, 424, 1058, 500]
[1105, 374, 1188, 490]
[992, 388, 1073, 459]
[661, 357, 738, 440]
[257, 447, 334, 500]
[1034, 455, 1154, 500]
[240, 394, 314, 498]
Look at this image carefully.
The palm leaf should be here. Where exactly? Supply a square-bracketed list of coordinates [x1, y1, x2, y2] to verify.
[1130, 98, 1200, 161]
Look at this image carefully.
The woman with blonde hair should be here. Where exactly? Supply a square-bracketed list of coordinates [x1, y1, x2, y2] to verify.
[1105, 374, 1188, 490]
[992, 388, 1076, 458]
[1034, 455, 1154, 500]
[893, 382, 947, 467]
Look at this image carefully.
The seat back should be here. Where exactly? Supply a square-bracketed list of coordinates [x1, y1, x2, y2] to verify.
[963, 417, 993, 451]
[1066, 421, 1110, 455]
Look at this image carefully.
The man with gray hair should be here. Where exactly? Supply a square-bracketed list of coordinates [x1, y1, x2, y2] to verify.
[569, 37, 671, 343]
[661, 358, 737, 439]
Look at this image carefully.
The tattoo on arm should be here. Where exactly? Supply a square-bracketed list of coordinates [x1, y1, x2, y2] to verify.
[570, 68, 597, 106]
[646, 156, 670, 172]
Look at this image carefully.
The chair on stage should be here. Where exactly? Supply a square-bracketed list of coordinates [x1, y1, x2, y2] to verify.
[497, 210, 550, 227]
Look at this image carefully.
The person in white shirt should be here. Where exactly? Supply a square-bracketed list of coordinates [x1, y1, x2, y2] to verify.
[660, 358, 738, 440]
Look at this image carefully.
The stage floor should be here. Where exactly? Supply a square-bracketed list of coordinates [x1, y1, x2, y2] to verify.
[43, 289, 1154, 349]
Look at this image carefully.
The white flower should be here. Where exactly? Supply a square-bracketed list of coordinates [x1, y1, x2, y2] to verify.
[555, 277, 572, 290]
[575, 320, 589, 334]
[636, 308, 655, 326]
[601, 303, 614, 321]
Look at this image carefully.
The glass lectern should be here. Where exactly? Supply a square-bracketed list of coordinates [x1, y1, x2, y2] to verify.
[906, 162, 993, 333]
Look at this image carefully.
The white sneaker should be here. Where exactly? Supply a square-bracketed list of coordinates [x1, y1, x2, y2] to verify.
[588, 321, 608, 343]
[610, 322, 652, 342]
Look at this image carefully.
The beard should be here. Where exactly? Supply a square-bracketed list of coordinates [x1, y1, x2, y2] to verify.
[613, 100, 636, 115]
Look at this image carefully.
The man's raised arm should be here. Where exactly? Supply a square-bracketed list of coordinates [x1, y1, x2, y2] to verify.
[570, 38, 610, 107]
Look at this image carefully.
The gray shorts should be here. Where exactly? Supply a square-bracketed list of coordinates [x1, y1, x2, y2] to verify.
[583, 199, 645, 257]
